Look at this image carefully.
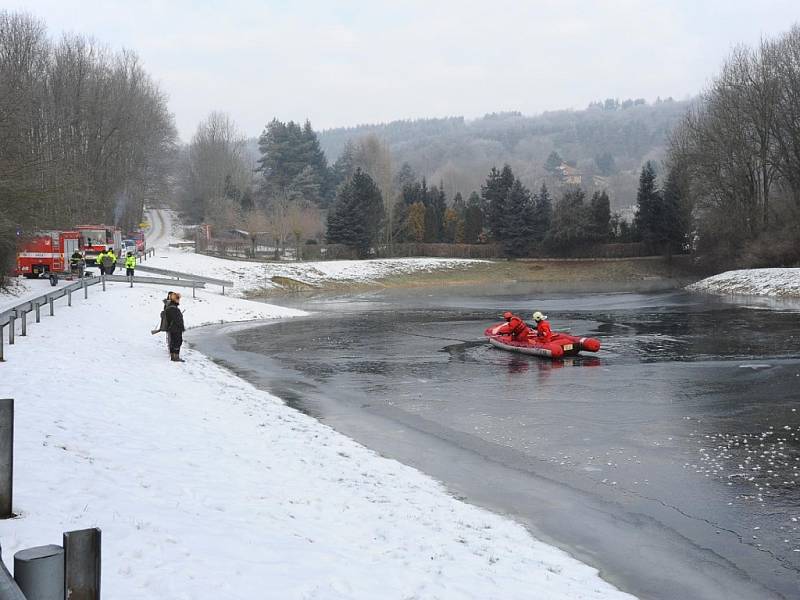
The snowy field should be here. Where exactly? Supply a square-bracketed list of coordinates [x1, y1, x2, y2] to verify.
[688, 268, 800, 298]
[0, 274, 634, 596]
[142, 208, 486, 295]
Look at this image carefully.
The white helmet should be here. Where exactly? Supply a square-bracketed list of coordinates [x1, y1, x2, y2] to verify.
[532, 311, 547, 322]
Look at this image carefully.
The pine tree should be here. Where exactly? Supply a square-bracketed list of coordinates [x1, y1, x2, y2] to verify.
[531, 183, 553, 242]
[588, 190, 611, 242]
[635, 161, 660, 250]
[548, 187, 589, 255]
[464, 191, 483, 244]
[481, 165, 514, 241]
[501, 179, 535, 257]
[326, 169, 384, 257]
[544, 151, 563, 173]
[659, 165, 691, 256]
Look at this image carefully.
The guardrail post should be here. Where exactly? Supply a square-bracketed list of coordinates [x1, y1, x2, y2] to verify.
[222, 284, 226, 296]
[0, 325, 4, 361]
[14, 545, 64, 600]
[34, 302, 40, 323]
[192, 281, 196, 298]
[101, 274, 106, 292]
[0, 543, 26, 600]
[8, 315, 14, 345]
[49, 297, 54, 316]
[64, 528, 101, 600]
[68, 288, 72, 307]
[0, 399, 12, 518]
[83, 276, 88, 299]
[21, 311, 26, 337]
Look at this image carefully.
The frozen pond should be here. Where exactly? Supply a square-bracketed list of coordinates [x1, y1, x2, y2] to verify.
[191, 288, 800, 600]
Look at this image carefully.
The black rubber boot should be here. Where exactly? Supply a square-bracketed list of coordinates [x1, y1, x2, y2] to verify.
[170, 353, 185, 362]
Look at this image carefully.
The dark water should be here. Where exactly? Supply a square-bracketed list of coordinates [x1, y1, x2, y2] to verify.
[191, 289, 800, 600]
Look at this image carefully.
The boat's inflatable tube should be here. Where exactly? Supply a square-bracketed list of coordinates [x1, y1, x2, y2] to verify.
[484, 323, 601, 359]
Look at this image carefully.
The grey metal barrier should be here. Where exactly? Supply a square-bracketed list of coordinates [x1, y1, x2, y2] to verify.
[133, 265, 233, 294]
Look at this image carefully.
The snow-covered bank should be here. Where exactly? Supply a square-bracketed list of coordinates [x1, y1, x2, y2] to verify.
[142, 207, 487, 296]
[687, 268, 800, 298]
[0, 279, 634, 599]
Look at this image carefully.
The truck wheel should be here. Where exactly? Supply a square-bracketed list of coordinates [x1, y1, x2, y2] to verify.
[49, 274, 58, 286]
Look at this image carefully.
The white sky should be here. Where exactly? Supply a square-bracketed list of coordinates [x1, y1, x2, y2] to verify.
[9, 0, 800, 142]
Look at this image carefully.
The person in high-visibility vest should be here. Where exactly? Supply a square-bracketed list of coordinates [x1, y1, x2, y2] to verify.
[96, 250, 106, 275]
[103, 249, 117, 275]
[125, 252, 136, 280]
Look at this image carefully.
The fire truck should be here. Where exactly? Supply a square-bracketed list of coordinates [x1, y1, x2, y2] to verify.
[75, 225, 122, 264]
[16, 230, 81, 279]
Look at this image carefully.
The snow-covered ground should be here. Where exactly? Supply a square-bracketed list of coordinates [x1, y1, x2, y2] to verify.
[0, 222, 635, 599]
[688, 268, 800, 298]
[142, 208, 486, 296]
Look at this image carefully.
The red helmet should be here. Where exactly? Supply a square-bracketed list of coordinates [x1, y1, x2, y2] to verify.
[503, 311, 513, 320]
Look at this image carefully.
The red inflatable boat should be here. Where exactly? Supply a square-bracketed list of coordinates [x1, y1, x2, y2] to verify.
[484, 322, 601, 359]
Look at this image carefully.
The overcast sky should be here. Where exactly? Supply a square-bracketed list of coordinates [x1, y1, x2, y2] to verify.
[11, 0, 800, 141]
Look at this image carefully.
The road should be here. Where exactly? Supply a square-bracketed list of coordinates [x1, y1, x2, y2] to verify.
[190, 287, 800, 600]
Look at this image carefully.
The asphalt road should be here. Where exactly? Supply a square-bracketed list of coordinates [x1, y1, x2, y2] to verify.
[191, 288, 800, 600]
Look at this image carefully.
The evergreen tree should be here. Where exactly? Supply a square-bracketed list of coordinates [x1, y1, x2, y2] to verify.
[326, 169, 384, 257]
[544, 151, 563, 172]
[548, 187, 589, 255]
[531, 183, 553, 242]
[394, 162, 417, 191]
[588, 190, 611, 242]
[659, 165, 691, 256]
[501, 179, 535, 257]
[407, 202, 426, 242]
[424, 184, 447, 242]
[258, 119, 332, 207]
[452, 191, 465, 215]
[481, 165, 514, 241]
[594, 152, 616, 176]
[634, 161, 660, 249]
[464, 191, 483, 244]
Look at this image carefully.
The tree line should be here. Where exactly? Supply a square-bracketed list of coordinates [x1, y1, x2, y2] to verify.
[0, 11, 176, 282]
[669, 24, 800, 268]
[325, 159, 688, 259]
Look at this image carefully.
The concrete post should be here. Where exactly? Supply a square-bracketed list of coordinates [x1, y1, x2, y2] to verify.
[20, 311, 26, 337]
[8, 316, 14, 345]
[63, 528, 101, 600]
[34, 302, 40, 323]
[0, 543, 26, 600]
[68, 288, 72, 307]
[83, 276, 88, 299]
[0, 399, 12, 518]
[49, 297, 54, 316]
[14, 545, 64, 600]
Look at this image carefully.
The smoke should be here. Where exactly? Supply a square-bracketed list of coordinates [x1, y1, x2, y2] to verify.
[113, 191, 130, 226]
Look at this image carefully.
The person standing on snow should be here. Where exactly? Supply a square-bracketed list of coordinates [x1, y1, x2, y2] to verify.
[96, 249, 106, 275]
[532, 311, 552, 341]
[125, 252, 136, 280]
[104, 248, 117, 275]
[165, 291, 186, 362]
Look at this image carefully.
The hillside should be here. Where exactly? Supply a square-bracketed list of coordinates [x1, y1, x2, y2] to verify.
[316, 99, 692, 212]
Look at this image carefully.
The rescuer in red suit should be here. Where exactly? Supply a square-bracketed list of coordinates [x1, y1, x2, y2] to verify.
[498, 311, 532, 341]
[532, 311, 552, 341]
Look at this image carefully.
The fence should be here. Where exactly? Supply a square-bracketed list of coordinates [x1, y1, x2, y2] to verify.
[0, 398, 101, 599]
[198, 239, 657, 262]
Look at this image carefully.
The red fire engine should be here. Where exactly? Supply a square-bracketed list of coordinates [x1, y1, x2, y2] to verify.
[75, 225, 122, 264]
[16, 230, 81, 279]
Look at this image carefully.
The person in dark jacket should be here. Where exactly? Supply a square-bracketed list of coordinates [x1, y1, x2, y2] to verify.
[165, 291, 186, 362]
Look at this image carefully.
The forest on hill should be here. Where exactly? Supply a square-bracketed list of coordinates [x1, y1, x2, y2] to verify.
[312, 98, 692, 212]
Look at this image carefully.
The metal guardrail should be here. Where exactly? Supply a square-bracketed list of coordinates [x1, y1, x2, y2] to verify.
[133, 265, 233, 294]
[0, 544, 26, 600]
